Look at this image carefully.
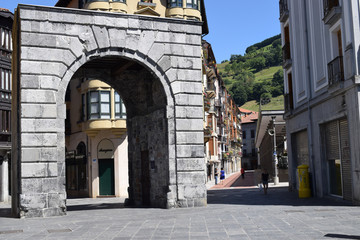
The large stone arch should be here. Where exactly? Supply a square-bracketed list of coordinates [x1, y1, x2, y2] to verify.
[12, 5, 206, 218]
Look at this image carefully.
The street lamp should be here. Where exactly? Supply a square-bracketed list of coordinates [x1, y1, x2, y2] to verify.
[268, 116, 279, 185]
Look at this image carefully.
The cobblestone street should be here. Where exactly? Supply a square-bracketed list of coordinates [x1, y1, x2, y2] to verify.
[0, 172, 359, 240]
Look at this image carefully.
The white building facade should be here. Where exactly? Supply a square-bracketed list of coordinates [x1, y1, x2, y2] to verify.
[280, 0, 360, 204]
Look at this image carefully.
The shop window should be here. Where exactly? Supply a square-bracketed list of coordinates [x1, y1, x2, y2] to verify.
[168, 0, 182, 8]
[115, 91, 126, 119]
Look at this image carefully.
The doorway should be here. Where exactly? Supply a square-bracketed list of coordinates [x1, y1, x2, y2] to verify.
[99, 159, 115, 196]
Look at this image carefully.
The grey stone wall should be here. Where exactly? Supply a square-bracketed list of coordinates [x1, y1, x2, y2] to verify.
[12, 5, 206, 218]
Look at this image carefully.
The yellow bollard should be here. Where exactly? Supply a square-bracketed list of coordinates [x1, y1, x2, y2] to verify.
[297, 164, 311, 198]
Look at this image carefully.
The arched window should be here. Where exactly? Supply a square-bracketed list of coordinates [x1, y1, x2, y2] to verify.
[76, 142, 86, 157]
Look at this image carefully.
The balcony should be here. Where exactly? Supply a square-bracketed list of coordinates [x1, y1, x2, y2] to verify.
[279, 0, 289, 22]
[82, 119, 126, 138]
[204, 126, 212, 143]
[206, 81, 216, 99]
[328, 56, 344, 87]
[282, 42, 292, 68]
[323, 0, 341, 25]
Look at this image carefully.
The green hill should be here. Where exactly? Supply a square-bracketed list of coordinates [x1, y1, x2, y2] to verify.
[240, 95, 284, 112]
[218, 34, 284, 109]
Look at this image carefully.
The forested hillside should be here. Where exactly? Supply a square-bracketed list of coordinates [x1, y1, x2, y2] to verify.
[218, 34, 284, 109]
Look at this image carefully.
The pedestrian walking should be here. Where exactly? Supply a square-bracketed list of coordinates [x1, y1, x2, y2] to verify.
[214, 168, 218, 185]
[241, 167, 245, 179]
[220, 168, 225, 184]
[262, 169, 269, 194]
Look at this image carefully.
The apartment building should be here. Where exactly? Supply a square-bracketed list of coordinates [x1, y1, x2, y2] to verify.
[280, 0, 360, 204]
[240, 108, 258, 170]
[202, 40, 242, 182]
[0, 8, 12, 203]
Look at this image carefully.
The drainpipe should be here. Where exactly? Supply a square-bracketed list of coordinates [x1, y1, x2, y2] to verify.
[303, 0, 317, 196]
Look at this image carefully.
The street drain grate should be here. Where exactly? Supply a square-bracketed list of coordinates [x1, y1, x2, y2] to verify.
[47, 229, 72, 233]
[0, 230, 23, 234]
[284, 210, 305, 213]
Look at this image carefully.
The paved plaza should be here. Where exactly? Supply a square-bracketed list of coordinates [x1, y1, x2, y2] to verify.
[0, 172, 359, 239]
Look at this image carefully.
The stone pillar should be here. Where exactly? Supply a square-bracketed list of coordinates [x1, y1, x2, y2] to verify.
[0, 156, 9, 202]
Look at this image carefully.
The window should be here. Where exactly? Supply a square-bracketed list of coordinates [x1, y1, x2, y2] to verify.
[87, 91, 110, 120]
[115, 91, 126, 119]
[0, 110, 11, 133]
[0, 68, 11, 100]
[186, 0, 199, 9]
[242, 130, 246, 139]
[168, 0, 182, 8]
[251, 130, 255, 138]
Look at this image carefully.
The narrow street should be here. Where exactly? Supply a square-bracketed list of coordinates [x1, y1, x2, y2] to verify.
[0, 172, 359, 240]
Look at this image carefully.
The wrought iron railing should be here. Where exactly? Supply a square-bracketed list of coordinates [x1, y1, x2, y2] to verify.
[328, 56, 344, 86]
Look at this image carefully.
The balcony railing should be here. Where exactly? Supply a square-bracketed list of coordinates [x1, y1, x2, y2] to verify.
[282, 42, 291, 68]
[323, 0, 341, 25]
[328, 56, 344, 86]
[279, 0, 289, 22]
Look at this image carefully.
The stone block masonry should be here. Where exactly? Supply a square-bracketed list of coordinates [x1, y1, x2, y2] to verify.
[12, 4, 205, 218]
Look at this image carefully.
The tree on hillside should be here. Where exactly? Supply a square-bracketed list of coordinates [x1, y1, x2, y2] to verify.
[248, 56, 266, 72]
[271, 69, 284, 97]
[229, 83, 248, 106]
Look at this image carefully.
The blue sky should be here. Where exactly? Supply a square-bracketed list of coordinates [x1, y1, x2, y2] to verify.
[2, 0, 280, 62]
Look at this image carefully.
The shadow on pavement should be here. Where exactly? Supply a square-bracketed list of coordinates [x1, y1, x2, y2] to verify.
[67, 202, 125, 211]
[324, 233, 360, 239]
[0, 208, 12, 218]
[207, 186, 353, 207]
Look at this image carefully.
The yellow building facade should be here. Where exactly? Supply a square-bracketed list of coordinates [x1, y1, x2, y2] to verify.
[56, 0, 202, 21]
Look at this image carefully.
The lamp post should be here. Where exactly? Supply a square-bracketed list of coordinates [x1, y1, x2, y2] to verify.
[271, 116, 279, 185]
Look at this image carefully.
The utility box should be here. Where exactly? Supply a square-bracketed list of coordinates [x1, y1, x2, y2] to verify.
[298, 164, 311, 198]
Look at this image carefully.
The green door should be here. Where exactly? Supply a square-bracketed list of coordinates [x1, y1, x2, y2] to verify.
[99, 159, 115, 196]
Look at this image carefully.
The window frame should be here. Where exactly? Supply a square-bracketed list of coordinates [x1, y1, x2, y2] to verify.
[114, 91, 126, 119]
[168, 0, 182, 8]
[186, 0, 199, 9]
[87, 90, 111, 120]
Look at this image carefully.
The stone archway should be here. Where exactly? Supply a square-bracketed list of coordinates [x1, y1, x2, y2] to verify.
[11, 5, 206, 218]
